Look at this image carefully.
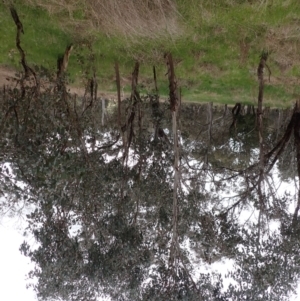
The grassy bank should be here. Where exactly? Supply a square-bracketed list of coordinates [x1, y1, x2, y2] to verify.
[1, 0, 300, 107]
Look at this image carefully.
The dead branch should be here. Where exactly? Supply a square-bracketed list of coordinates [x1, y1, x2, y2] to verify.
[115, 61, 121, 128]
[230, 102, 241, 130]
[56, 44, 73, 93]
[292, 103, 300, 225]
[131, 62, 140, 101]
[10, 6, 24, 34]
[165, 52, 180, 273]
[257, 50, 269, 208]
[10, 6, 37, 84]
[97, 134, 120, 150]
[57, 44, 73, 78]
[165, 53, 178, 112]
[153, 65, 158, 93]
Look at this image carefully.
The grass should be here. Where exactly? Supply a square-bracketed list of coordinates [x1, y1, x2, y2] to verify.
[1, 0, 300, 107]
[0, 2, 71, 70]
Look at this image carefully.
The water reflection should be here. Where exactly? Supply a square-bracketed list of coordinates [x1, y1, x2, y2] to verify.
[0, 76, 299, 301]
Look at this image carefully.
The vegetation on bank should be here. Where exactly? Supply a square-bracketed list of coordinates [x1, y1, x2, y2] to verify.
[1, 0, 300, 106]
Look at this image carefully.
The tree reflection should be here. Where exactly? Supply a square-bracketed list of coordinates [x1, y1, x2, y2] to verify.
[1, 8, 300, 300]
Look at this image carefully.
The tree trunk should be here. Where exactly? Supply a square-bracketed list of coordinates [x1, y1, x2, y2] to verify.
[165, 53, 180, 272]
[257, 51, 268, 207]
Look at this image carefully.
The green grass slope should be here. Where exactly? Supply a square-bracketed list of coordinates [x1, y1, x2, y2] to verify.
[1, 0, 300, 107]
